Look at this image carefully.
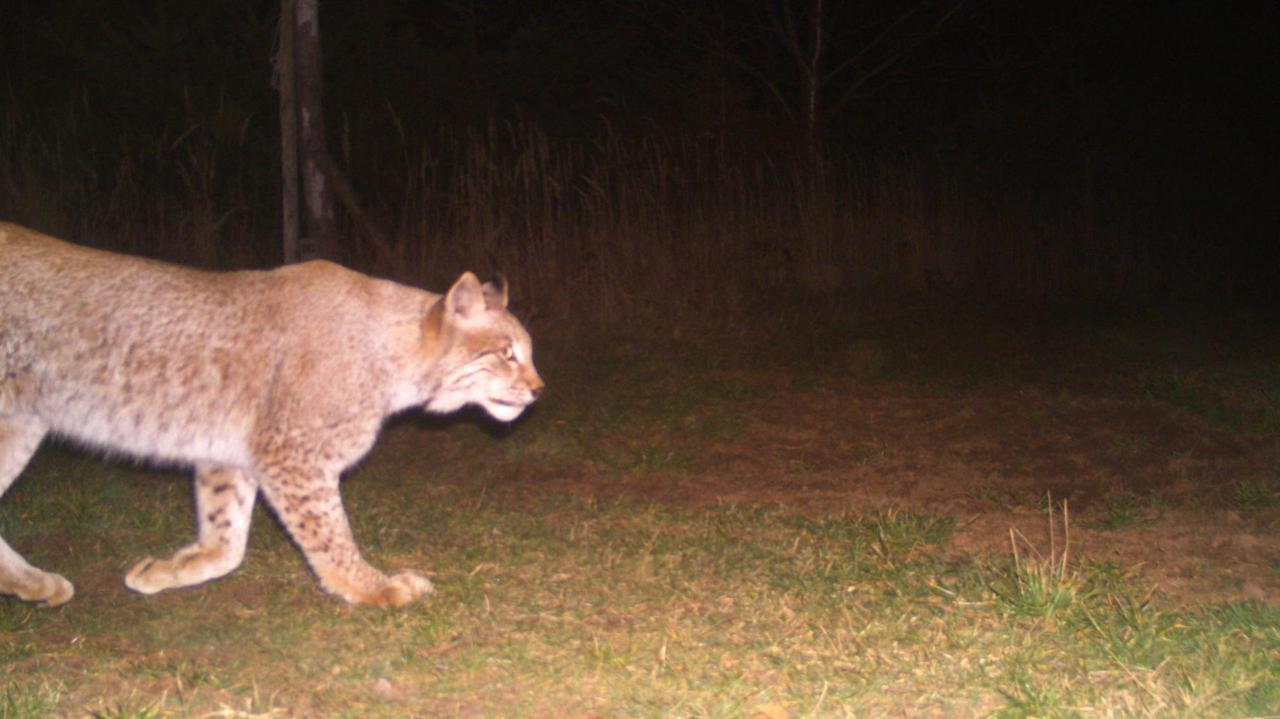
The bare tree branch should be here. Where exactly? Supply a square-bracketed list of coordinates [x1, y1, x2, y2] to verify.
[828, 1, 965, 117]
[822, 3, 920, 87]
[772, 0, 807, 69]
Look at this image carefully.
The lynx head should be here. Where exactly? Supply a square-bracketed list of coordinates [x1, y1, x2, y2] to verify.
[424, 272, 543, 422]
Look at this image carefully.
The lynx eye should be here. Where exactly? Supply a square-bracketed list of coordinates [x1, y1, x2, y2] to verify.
[499, 344, 516, 361]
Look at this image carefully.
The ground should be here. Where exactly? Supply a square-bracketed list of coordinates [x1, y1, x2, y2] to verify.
[412, 306, 1280, 608]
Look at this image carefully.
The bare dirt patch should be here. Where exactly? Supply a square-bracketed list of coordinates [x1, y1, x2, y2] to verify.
[694, 380, 1276, 606]
[403, 313, 1280, 609]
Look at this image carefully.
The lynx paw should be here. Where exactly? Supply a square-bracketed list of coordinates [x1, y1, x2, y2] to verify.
[125, 541, 244, 595]
[125, 555, 201, 595]
[7, 569, 75, 607]
[39, 574, 75, 607]
[363, 571, 435, 608]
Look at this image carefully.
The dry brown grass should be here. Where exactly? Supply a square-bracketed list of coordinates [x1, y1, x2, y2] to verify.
[2, 108, 1155, 325]
[374, 120, 1151, 324]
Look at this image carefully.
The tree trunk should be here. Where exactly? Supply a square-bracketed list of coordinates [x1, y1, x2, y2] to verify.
[277, 0, 301, 263]
[293, 0, 336, 261]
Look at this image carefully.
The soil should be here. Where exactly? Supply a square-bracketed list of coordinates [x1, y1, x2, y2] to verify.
[705, 379, 1280, 607]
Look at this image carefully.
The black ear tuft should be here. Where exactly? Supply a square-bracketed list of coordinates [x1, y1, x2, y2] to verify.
[482, 273, 509, 309]
[445, 272, 485, 320]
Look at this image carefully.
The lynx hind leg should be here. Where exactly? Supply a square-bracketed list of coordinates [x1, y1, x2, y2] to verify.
[0, 414, 74, 606]
[126, 465, 258, 595]
[258, 467, 433, 607]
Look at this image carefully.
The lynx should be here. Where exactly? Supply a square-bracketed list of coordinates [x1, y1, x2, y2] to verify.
[0, 222, 542, 607]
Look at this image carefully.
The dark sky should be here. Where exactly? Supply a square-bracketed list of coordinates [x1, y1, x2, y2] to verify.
[3, 1, 1273, 144]
[1, 0, 1275, 282]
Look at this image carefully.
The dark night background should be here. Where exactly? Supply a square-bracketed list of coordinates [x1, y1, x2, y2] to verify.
[1, 0, 1276, 316]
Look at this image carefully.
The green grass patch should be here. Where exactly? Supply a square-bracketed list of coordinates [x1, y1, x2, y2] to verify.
[1143, 371, 1246, 431]
[987, 503, 1087, 620]
[1230, 478, 1280, 514]
[1086, 491, 1166, 531]
[0, 684, 58, 719]
[497, 338, 774, 473]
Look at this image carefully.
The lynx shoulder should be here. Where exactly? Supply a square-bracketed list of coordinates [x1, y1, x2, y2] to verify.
[0, 222, 542, 607]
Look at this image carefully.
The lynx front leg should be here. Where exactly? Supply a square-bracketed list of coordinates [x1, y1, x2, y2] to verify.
[0, 414, 74, 606]
[126, 465, 258, 594]
[258, 466, 433, 607]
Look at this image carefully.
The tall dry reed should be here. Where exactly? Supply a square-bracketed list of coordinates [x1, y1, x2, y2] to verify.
[2, 108, 1148, 325]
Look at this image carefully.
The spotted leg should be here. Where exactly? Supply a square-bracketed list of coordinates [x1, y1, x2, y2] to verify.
[257, 461, 433, 607]
[125, 464, 258, 594]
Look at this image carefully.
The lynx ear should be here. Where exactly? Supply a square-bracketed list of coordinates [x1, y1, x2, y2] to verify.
[482, 273, 509, 309]
[444, 272, 485, 321]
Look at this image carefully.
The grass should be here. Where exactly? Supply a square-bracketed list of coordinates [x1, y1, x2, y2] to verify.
[1086, 491, 1166, 531]
[988, 501, 1085, 620]
[1230, 479, 1280, 514]
[2, 469, 1275, 717]
[1143, 371, 1247, 432]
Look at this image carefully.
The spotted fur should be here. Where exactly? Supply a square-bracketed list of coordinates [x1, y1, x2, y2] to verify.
[0, 222, 542, 607]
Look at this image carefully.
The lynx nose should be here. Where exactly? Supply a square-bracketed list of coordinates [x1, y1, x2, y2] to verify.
[527, 373, 545, 400]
